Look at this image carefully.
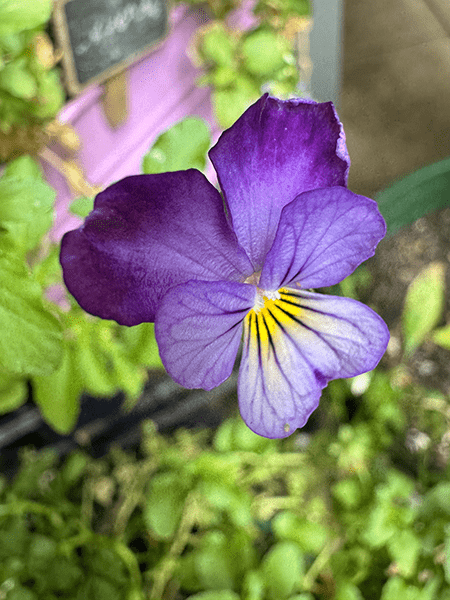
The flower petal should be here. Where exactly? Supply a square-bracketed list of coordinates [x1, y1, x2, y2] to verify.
[259, 187, 386, 290]
[238, 288, 389, 438]
[155, 280, 255, 390]
[209, 94, 350, 270]
[60, 170, 253, 326]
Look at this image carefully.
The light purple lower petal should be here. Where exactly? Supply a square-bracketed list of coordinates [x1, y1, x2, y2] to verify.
[259, 187, 386, 291]
[238, 288, 389, 438]
[155, 280, 255, 390]
[60, 170, 253, 326]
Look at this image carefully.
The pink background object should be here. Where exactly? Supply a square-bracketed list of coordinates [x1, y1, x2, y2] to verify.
[43, 4, 223, 244]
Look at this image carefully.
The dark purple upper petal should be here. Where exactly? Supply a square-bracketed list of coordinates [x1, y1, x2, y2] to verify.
[209, 94, 350, 271]
[155, 279, 255, 390]
[259, 187, 386, 291]
[60, 170, 253, 326]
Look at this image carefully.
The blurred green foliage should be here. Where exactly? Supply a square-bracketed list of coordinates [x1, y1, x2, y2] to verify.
[1, 329, 450, 600]
[0, 0, 64, 161]
[2, 255, 450, 597]
[189, 0, 311, 128]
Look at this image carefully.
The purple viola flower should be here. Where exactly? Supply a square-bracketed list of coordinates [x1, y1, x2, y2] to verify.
[60, 94, 389, 438]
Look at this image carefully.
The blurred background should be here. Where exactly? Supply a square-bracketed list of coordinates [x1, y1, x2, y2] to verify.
[1, 1, 450, 597]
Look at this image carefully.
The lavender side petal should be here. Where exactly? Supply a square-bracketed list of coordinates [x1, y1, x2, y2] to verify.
[155, 280, 256, 390]
[259, 187, 386, 291]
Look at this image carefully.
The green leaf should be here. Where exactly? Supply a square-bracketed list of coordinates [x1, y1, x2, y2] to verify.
[213, 78, 260, 129]
[144, 472, 188, 540]
[376, 156, 450, 236]
[0, 58, 37, 99]
[185, 592, 240, 600]
[29, 69, 64, 119]
[261, 541, 304, 600]
[194, 531, 237, 590]
[334, 582, 363, 600]
[6, 587, 37, 600]
[241, 30, 289, 77]
[69, 196, 94, 218]
[0, 372, 28, 414]
[0, 253, 63, 375]
[76, 576, 123, 600]
[70, 315, 116, 397]
[432, 323, 450, 350]
[402, 262, 446, 355]
[242, 570, 265, 600]
[381, 577, 422, 600]
[0, 156, 55, 254]
[0, 157, 55, 223]
[33, 344, 81, 434]
[362, 503, 397, 548]
[5, 154, 41, 179]
[120, 322, 163, 369]
[27, 534, 57, 575]
[0, 0, 52, 35]
[272, 511, 328, 554]
[142, 117, 211, 174]
[200, 23, 236, 66]
[387, 529, 421, 578]
[445, 525, 450, 584]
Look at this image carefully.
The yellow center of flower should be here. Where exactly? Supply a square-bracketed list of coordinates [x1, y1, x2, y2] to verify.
[245, 288, 304, 345]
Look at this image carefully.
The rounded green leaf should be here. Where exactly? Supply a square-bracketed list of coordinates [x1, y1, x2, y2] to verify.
[241, 30, 289, 76]
[194, 531, 236, 590]
[0, 59, 37, 99]
[261, 541, 305, 600]
[142, 117, 211, 174]
[144, 472, 188, 540]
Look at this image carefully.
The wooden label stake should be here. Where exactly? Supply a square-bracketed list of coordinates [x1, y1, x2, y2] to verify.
[102, 70, 128, 129]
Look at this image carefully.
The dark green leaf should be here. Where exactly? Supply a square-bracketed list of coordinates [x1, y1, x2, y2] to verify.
[376, 156, 450, 236]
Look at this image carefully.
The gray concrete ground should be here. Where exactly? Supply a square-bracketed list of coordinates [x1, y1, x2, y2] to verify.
[341, 0, 450, 198]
